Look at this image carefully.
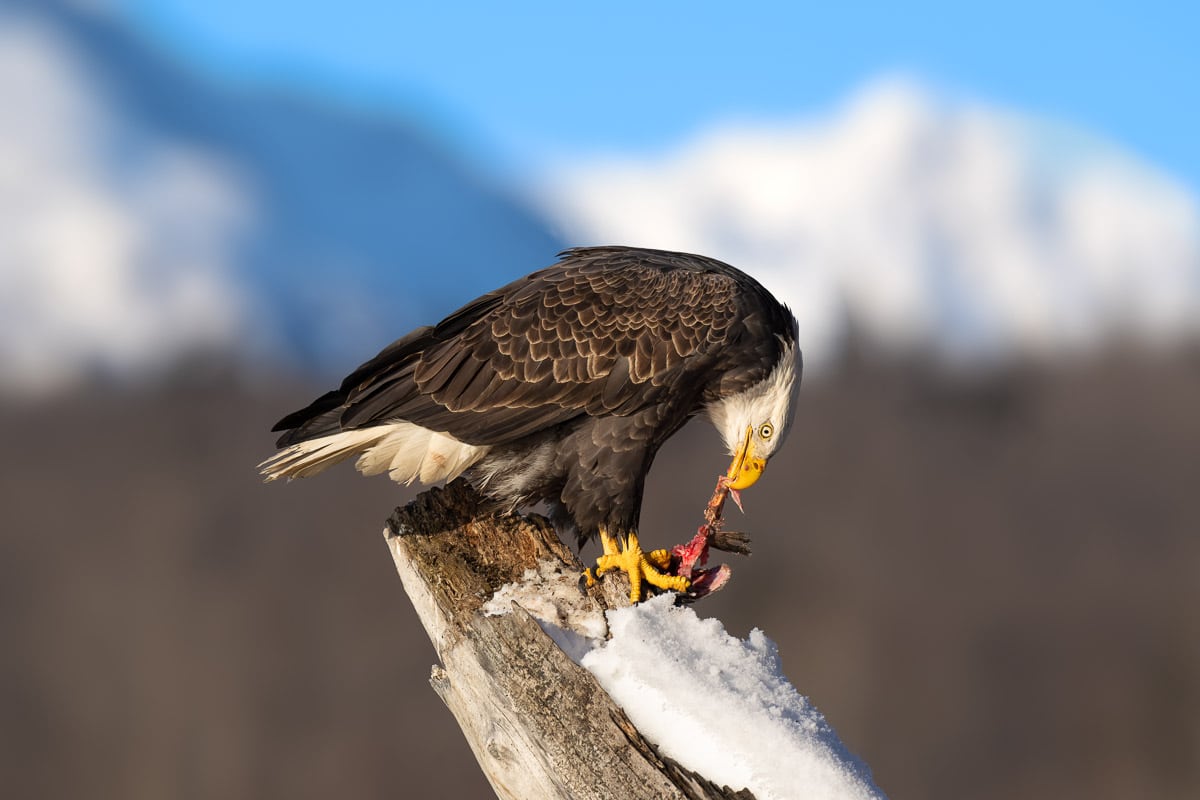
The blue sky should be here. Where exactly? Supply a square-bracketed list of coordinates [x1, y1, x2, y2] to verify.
[119, 1, 1198, 188]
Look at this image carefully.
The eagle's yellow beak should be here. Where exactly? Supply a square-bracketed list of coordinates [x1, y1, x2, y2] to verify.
[725, 425, 766, 490]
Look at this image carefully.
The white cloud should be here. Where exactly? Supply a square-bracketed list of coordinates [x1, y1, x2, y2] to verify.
[541, 78, 1200, 370]
[0, 12, 254, 394]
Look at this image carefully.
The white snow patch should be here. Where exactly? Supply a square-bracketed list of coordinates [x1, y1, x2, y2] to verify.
[581, 595, 884, 800]
[483, 560, 609, 660]
[542, 77, 1200, 372]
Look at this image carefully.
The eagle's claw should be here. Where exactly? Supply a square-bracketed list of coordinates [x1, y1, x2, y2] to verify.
[594, 530, 690, 603]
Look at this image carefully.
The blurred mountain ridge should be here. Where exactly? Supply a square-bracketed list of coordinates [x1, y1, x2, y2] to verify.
[0, 2, 562, 394]
[3, 3, 1200, 397]
[545, 78, 1200, 371]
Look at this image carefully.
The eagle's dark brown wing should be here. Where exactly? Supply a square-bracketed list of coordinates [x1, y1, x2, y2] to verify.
[272, 247, 787, 448]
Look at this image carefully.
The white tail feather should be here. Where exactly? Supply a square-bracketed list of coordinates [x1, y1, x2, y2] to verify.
[355, 428, 415, 476]
[420, 430, 483, 484]
[383, 426, 436, 482]
[259, 422, 487, 486]
[259, 428, 390, 481]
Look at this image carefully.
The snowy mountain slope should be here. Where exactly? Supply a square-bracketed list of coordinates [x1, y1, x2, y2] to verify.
[5, 4, 1198, 395]
[0, 11, 251, 392]
[0, 3, 562, 393]
[541, 80, 1200, 371]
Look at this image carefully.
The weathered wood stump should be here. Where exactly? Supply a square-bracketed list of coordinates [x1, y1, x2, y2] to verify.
[384, 479, 754, 800]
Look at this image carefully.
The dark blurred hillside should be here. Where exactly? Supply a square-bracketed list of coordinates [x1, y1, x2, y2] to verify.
[2, 353, 1198, 800]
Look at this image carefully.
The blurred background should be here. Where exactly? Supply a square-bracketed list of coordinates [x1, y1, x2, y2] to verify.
[2, 1, 1198, 798]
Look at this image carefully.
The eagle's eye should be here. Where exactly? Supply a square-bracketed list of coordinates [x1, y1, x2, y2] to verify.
[759, 423, 774, 440]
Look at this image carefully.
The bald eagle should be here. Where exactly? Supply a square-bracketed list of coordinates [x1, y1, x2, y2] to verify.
[260, 246, 800, 600]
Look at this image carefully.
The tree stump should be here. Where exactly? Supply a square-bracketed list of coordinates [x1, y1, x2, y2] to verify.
[384, 479, 754, 800]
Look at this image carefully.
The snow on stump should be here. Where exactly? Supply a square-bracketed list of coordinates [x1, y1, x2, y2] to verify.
[385, 479, 885, 800]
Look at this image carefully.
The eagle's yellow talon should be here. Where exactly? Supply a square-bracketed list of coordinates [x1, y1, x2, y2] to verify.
[646, 548, 673, 570]
[594, 529, 690, 603]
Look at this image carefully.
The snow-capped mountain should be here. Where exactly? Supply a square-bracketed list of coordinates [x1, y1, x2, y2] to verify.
[0, 3, 562, 393]
[542, 80, 1200, 371]
[3, 4, 1198, 395]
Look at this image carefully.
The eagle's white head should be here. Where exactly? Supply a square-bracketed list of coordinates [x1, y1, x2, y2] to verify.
[706, 340, 800, 490]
